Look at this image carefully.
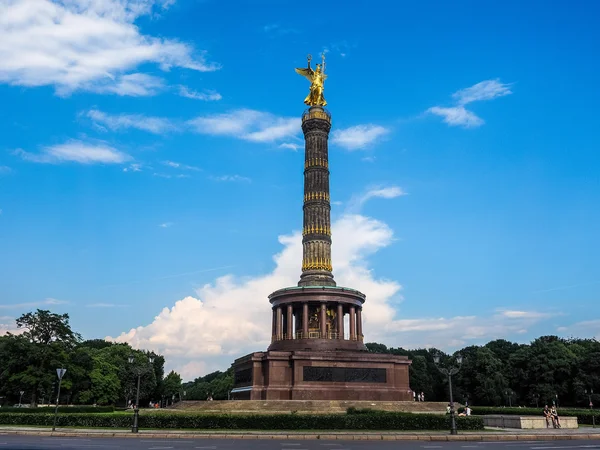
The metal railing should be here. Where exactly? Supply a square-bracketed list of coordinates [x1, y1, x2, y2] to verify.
[302, 108, 331, 123]
[271, 331, 356, 342]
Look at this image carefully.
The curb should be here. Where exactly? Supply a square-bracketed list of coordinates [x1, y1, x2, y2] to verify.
[1, 430, 599, 441]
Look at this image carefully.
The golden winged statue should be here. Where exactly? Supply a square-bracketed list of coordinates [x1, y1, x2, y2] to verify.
[295, 53, 328, 107]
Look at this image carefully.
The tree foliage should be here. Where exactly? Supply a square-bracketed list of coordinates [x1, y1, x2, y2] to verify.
[0, 311, 182, 407]
[366, 336, 600, 407]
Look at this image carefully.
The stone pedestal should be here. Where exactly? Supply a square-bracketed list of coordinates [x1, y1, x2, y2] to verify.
[231, 350, 411, 401]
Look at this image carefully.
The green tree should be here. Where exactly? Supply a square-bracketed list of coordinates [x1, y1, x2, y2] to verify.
[7, 310, 81, 406]
[163, 370, 183, 402]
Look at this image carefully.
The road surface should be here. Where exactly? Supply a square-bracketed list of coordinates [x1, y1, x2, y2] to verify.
[0, 436, 599, 450]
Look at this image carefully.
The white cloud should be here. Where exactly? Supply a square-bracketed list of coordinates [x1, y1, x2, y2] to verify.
[453, 79, 513, 105]
[279, 143, 301, 151]
[89, 73, 166, 97]
[123, 163, 143, 172]
[86, 109, 176, 134]
[0, 166, 12, 174]
[427, 79, 512, 128]
[0, 316, 21, 336]
[331, 124, 389, 150]
[0, 0, 219, 95]
[16, 140, 131, 164]
[495, 309, 557, 319]
[188, 109, 299, 143]
[178, 85, 222, 101]
[0, 298, 68, 310]
[427, 106, 484, 128]
[210, 174, 251, 183]
[159, 222, 173, 228]
[86, 303, 128, 308]
[161, 161, 200, 171]
[556, 319, 600, 340]
[108, 212, 559, 379]
[347, 186, 407, 212]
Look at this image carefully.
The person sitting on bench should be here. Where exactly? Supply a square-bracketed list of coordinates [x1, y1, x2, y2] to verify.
[551, 406, 561, 428]
[543, 405, 552, 428]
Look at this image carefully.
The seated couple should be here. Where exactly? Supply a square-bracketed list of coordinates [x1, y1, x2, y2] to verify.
[543, 405, 561, 428]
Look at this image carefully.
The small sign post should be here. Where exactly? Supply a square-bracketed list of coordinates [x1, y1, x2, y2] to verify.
[52, 368, 67, 431]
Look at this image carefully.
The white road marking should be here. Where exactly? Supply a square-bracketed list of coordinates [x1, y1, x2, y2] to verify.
[422, 446, 443, 449]
[61, 445, 119, 448]
[282, 445, 302, 447]
[44, 438, 92, 441]
[148, 447, 174, 450]
[195, 447, 217, 449]
[530, 447, 600, 450]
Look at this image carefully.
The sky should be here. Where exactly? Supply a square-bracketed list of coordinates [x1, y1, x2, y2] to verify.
[1, 0, 599, 381]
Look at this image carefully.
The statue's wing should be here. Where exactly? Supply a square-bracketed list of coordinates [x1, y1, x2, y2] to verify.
[295, 67, 314, 81]
[322, 73, 328, 81]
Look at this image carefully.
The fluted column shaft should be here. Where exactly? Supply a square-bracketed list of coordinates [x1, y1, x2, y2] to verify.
[276, 307, 283, 340]
[299, 107, 335, 287]
[302, 303, 309, 338]
[349, 306, 356, 340]
[337, 303, 344, 339]
[320, 303, 327, 337]
[286, 305, 293, 339]
[357, 308, 363, 340]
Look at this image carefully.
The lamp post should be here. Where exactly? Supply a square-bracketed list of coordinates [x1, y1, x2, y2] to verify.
[585, 389, 595, 428]
[18, 391, 24, 407]
[433, 353, 463, 435]
[52, 368, 67, 431]
[505, 389, 513, 407]
[128, 354, 155, 433]
[534, 394, 540, 408]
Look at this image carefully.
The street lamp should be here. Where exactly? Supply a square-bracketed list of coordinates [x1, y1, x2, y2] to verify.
[433, 353, 463, 435]
[505, 389, 513, 407]
[128, 354, 155, 433]
[52, 368, 67, 431]
[533, 394, 540, 408]
[585, 389, 595, 428]
[18, 391, 24, 407]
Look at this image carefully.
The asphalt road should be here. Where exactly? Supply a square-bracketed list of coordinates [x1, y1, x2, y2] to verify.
[0, 437, 599, 450]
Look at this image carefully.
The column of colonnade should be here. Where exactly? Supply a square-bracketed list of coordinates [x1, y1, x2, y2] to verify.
[271, 303, 363, 342]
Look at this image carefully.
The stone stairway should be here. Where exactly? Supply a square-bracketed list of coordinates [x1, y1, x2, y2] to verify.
[169, 400, 449, 415]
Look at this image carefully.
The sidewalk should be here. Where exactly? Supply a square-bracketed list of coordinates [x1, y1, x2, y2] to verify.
[1, 426, 599, 441]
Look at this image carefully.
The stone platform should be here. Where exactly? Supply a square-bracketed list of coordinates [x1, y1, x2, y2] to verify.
[231, 349, 411, 401]
[483, 415, 579, 429]
[171, 400, 449, 414]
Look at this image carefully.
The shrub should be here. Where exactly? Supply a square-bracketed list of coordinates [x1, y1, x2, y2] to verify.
[0, 406, 114, 414]
[470, 406, 600, 425]
[0, 411, 484, 430]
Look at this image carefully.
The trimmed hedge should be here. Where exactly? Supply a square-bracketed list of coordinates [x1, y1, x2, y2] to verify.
[468, 406, 599, 426]
[0, 411, 484, 430]
[0, 406, 115, 414]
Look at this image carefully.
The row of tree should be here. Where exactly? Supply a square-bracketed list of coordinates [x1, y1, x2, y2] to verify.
[180, 336, 600, 408]
[367, 336, 600, 408]
[2, 310, 598, 408]
[0, 310, 182, 407]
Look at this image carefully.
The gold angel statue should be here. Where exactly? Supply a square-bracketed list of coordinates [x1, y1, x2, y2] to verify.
[295, 53, 327, 107]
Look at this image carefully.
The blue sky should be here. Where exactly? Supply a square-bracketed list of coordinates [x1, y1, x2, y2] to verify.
[1, 0, 599, 378]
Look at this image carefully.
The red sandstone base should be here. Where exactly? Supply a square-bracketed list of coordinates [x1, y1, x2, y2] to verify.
[231, 350, 412, 401]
